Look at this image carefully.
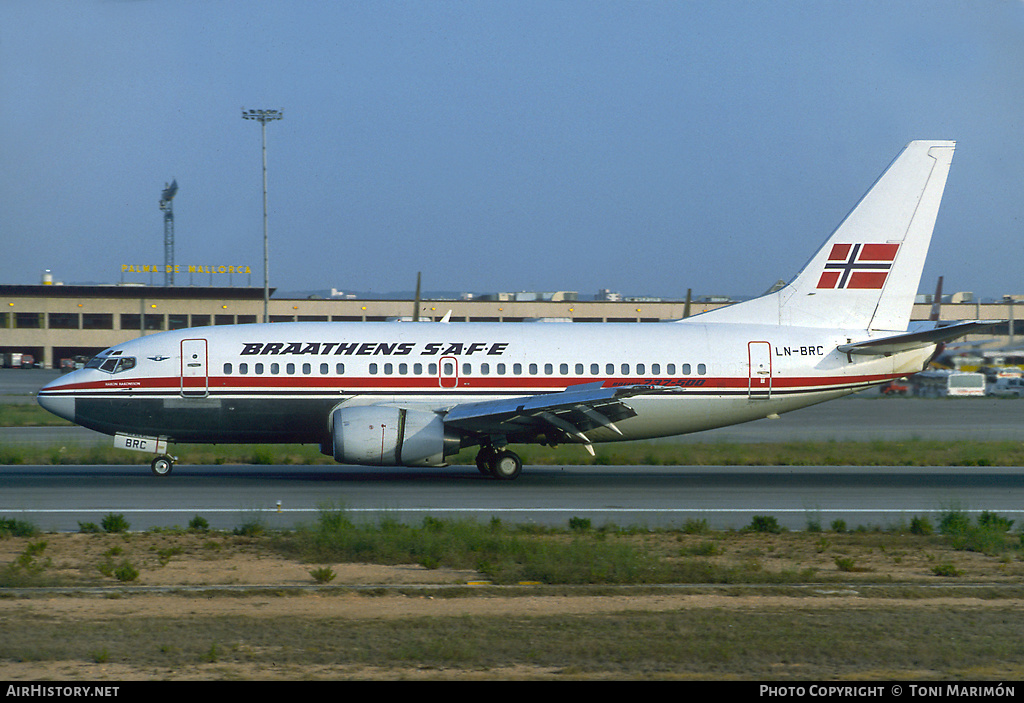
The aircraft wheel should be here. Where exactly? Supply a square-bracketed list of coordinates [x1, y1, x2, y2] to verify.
[490, 450, 522, 481]
[475, 446, 498, 475]
[151, 455, 174, 477]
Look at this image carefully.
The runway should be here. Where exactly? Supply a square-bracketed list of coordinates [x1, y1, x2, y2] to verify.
[3, 379, 1024, 532]
[2, 463, 1023, 532]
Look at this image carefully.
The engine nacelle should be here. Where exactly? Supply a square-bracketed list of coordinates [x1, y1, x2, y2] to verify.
[331, 405, 457, 467]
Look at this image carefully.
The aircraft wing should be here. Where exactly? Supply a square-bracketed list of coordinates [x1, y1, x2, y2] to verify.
[443, 382, 675, 452]
[837, 321, 1000, 355]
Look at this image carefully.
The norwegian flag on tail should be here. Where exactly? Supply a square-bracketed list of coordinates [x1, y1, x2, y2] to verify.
[816, 243, 899, 290]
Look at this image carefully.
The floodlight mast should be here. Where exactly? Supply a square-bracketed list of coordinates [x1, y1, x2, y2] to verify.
[159, 180, 178, 286]
[241, 108, 284, 322]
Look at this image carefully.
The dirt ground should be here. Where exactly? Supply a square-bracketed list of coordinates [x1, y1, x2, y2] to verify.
[2, 530, 1023, 680]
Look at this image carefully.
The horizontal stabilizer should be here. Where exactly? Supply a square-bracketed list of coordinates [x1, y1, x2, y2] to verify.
[837, 321, 999, 355]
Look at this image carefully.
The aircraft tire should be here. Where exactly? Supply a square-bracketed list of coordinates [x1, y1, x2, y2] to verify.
[490, 450, 522, 481]
[151, 455, 174, 477]
[475, 446, 497, 475]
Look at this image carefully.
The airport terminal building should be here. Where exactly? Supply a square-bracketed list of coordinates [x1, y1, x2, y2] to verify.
[0, 283, 1017, 369]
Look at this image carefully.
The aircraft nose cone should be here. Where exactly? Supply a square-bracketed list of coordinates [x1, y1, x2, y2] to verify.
[37, 380, 76, 422]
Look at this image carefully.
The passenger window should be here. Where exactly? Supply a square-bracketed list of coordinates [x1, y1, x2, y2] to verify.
[544, 363, 553, 375]
[652, 363, 660, 374]
[462, 363, 471, 375]
[559, 363, 569, 375]
[429, 363, 438, 374]
[302, 363, 311, 374]
[667, 363, 675, 375]
[399, 363, 408, 375]
[682, 363, 691, 375]
[270, 363, 280, 374]
[239, 363, 248, 375]
[637, 363, 645, 374]
[497, 363, 506, 375]
[621, 363, 630, 375]
[698, 363, 707, 375]
[369, 363, 378, 374]
[256, 363, 264, 374]
[606, 363, 614, 375]
[223, 363, 233, 375]
[590, 363, 599, 375]
[286, 363, 295, 375]
[414, 363, 423, 374]
[336, 363, 345, 375]
[385, 363, 393, 374]
[529, 363, 538, 375]
[514, 363, 523, 375]
[320, 363, 328, 375]
[480, 363, 489, 375]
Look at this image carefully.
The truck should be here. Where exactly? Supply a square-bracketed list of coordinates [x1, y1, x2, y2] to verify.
[1, 352, 35, 368]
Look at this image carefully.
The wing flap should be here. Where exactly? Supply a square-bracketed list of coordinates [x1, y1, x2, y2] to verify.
[443, 382, 675, 445]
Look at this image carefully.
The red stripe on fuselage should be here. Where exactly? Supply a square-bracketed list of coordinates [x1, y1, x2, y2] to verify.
[37, 372, 904, 396]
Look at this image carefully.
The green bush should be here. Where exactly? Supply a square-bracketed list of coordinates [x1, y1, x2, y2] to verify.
[977, 511, 1014, 532]
[0, 517, 38, 538]
[101, 513, 130, 533]
[938, 510, 970, 536]
[910, 516, 934, 536]
[113, 562, 139, 582]
[746, 515, 783, 534]
[309, 566, 336, 583]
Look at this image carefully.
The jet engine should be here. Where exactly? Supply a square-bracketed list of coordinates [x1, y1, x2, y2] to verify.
[330, 405, 459, 467]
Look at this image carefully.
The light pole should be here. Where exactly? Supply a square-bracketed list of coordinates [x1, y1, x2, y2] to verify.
[241, 108, 283, 322]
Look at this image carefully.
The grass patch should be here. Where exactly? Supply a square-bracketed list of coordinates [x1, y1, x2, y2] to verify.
[3, 606, 1024, 679]
[0, 405, 73, 427]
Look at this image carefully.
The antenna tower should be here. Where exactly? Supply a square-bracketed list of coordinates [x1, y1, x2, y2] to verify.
[159, 179, 178, 286]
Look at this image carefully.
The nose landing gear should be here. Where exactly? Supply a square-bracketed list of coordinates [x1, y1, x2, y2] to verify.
[150, 454, 177, 476]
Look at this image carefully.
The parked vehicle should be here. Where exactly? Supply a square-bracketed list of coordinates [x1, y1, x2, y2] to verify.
[946, 372, 986, 397]
[988, 377, 1024, 398]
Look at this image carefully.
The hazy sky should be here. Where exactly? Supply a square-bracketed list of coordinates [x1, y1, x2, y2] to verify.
[2, 1, 1022, 300]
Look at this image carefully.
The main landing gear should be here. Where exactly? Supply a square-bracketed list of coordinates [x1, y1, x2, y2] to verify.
[150, 454, 177, 476]
[475, 445, 523, 481]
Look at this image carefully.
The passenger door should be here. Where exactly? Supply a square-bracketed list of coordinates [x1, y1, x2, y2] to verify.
[180, 338, 209, 398]
[747, 341, 772, 400]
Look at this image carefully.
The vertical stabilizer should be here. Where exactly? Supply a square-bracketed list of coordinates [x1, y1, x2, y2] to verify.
[693, 141, 955, 331]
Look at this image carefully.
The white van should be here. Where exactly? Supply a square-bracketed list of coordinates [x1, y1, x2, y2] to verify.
[988, 377, 1024, 398]
[947, 372, 986, 397]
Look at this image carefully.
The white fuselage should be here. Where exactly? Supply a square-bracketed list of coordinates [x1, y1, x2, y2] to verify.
[37, 319, 933, 447]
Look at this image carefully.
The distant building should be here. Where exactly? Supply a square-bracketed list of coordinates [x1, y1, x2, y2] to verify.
[0, 283, 1014, 368]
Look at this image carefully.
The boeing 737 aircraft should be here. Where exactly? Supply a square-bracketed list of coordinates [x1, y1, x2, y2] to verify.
[37, 140, 993, 479]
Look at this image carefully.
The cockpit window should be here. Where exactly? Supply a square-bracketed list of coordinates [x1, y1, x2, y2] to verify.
[86, 355, 136, 374]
